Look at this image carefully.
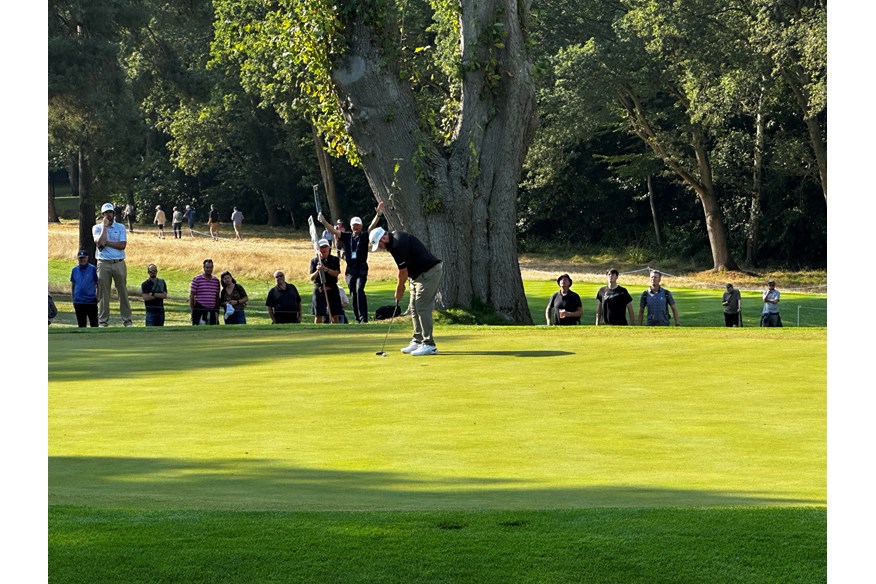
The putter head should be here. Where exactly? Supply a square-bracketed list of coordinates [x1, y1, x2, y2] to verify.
[375, 351, 387, 357]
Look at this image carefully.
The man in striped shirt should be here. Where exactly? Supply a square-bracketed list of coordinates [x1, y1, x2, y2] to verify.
[190, 258, 220, 325]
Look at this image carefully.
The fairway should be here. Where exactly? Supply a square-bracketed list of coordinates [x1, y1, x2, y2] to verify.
[49, 326, 825, 511]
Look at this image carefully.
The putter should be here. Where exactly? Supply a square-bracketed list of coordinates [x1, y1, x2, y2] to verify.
[376, 302, 399, 357]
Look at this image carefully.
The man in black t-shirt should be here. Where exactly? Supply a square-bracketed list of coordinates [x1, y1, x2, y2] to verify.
[370, 225, 443, 356]
[545, 273, 583, 325]
[595, 268, 634, 325]
[309, 239, 343, 323]
[208, 204, 220, 240]
[265, 271, 302, 324]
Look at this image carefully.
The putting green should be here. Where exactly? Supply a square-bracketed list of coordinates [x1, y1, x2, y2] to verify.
[49, 325, 825, 510]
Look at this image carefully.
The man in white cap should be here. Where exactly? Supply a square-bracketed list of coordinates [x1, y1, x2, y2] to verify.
[318, 202, 384, 323]
[92, 202, 133, 327]
[369, 221, 443, 356]
[309, 238, 343, 323]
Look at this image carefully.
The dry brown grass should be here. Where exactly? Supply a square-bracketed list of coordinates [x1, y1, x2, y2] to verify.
[48, 221, 401, 282]
[49, 221, 826, 292]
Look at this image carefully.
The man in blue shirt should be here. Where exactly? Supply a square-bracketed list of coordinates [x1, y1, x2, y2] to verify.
[92, 202, 133, 327]
[70, 249, 98, 327]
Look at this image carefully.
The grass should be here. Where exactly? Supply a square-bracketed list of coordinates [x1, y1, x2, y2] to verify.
[47, 221, 827, 581]
[48, 325, 826, 582]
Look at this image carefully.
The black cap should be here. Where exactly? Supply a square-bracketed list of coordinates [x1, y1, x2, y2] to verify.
[557, 273, 572, 285]
[77, 250, 88, 258]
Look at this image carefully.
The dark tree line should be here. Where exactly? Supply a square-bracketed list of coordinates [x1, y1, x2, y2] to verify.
[49, 0, 826, 282]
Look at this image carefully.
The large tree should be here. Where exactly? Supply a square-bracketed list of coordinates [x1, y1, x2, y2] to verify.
[213, 0, 537, 322]
[49, 0, 147, 255]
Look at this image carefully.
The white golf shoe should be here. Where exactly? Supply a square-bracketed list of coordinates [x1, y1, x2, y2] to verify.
[411, 344, 438, 356]
[400, 341, 421, 354]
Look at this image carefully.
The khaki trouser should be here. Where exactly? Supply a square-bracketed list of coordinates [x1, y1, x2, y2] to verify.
[97, 260, 132, 325]
[409, 262, 443, 346]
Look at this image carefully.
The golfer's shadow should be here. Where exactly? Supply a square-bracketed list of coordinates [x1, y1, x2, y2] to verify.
[438, 350, 574, 357]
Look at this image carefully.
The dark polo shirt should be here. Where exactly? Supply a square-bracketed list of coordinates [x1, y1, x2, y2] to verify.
[385, 231, 441, 280]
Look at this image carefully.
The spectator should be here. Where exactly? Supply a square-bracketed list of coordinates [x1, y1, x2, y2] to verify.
[595, 268, 634, 326]
[266, 271, 302, 324]
[48, 293, 58, 326]
[141, 264, 168, 326]
[92, 202, 133, 327]
[154, 205, 166, 239]
[370, 226, 443, 356]
[219, 270, 248, 324]
[190, 258, 220, 325]
[761, 280, 782, 327]
[184, 204, 196, 237]
[638, 270, 679, 327]
[722, 283, 742, 327]
[318, 202, 384, 323]
[70, 249, 98, 327]
[309, 238, 343, 323]
[231, 207, 244, 240]
[123, 203, 135, 232]
[208, 204, 220, 240]
[545, 273, 583, 325]
[172, 206, 184, 239]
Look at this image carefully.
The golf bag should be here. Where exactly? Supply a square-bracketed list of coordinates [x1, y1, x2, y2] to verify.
[374, 304, 402, 320]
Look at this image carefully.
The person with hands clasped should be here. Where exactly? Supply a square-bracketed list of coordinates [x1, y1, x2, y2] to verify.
[219, 270, 248, 324]
[310, 239, 343, 323]
[546, 273, 583, 325]
[760, 280, 782, 327]
[141, 264, 168, 326]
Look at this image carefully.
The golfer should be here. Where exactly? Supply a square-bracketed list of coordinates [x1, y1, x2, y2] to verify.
[369, 226, 443, 356]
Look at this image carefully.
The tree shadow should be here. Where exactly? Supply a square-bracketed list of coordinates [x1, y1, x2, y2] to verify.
[48, 456, 822, 511]
[438, 351, 574, 357]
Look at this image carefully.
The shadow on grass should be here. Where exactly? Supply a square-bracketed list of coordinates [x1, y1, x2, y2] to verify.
[439, 350, 574, 357]
[49, 456, 822, 511]
[47, 329, 575, 381]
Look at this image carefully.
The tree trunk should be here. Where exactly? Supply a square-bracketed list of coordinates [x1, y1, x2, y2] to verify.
[747, 93, 765, 267]
[260, 191, 279, 226]
[313, 127, 341, 221]
[782, 65, 827, 201]
[646, 175, 660, 248]
[77, 146, 97, 262]
[331, 1, 536, 322]
[622, 90, 738, 271]
[48, 172, 60, 223]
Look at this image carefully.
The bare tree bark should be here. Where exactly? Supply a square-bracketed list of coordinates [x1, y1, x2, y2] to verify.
[312, 127, 340, 221]
[48, 172, 60, 223]
[747, 90, 765, 267]
[646, 175, 660, 248]
[77, 146, 97, 262]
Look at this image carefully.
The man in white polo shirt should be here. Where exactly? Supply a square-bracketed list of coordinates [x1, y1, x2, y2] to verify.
[92, 202, 133, 327]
